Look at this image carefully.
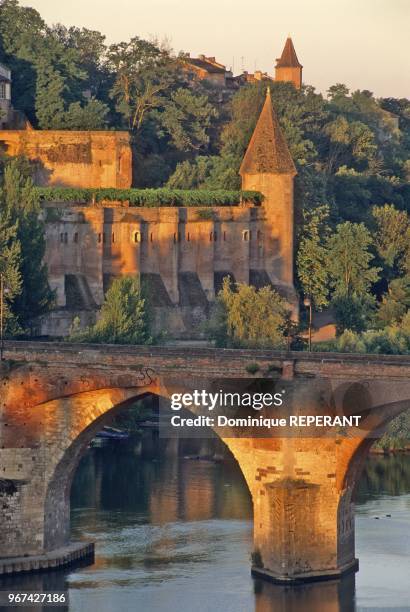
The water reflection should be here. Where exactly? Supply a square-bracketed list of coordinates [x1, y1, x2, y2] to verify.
[254, 575, 355, 612]
[1, 435, 409, 612]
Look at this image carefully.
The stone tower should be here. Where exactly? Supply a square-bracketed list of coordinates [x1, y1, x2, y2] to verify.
[275, 37, 302, 89]
[240, 88, 297, 311]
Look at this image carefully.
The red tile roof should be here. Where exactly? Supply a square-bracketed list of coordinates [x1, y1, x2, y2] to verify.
[275, 37, 302, 68]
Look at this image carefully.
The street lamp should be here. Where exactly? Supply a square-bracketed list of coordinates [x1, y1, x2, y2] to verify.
[303, 296, 312, 352]
[0, 273, 10, 361]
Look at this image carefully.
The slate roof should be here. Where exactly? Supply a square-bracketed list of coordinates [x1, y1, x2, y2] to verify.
[240, 89, 297, 175]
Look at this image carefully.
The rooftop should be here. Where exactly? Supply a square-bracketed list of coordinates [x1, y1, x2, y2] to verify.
[240, 89, 297, 176]
[275, 37, 302, 68]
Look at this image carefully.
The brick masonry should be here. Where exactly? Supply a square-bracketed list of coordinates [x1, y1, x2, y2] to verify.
[1, 342, 410, 581]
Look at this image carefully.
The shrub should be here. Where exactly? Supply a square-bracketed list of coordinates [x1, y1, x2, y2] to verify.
[206, 277, 288, 349]
[34, 187, 263, 207]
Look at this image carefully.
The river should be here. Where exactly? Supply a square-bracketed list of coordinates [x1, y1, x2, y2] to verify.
[1, 436, 410, 611]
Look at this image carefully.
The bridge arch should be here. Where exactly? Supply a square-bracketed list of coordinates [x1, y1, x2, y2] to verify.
[2, 343, 410, 582]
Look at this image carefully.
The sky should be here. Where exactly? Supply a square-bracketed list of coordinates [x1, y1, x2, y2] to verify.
[24, 0, 410, 98]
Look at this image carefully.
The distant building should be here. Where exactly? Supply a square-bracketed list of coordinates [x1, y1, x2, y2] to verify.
[0, 63, 12, 128]
[0, 62, 31, 129]
[181, 38, 304, 93]
[234, 70, 275, 87]
[274, 37, 303, 89]
[181, 54, 233, 88]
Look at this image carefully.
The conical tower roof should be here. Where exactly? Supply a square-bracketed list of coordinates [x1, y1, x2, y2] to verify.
[240, 89, 296, 176]
[275, 37, 302, 68]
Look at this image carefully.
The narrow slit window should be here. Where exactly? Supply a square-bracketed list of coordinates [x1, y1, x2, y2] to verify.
[134, 231, 142, 243]
[73, 232, 78, 243]
[243, 230, 249, 242]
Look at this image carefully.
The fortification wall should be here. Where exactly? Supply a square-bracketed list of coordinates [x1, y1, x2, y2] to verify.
[0, 130, 132, 188]
[40, 203, 295, 338]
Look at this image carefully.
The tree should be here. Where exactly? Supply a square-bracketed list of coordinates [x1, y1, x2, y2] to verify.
[297, 205, 330, 310]
[61, 99, 109, 130]
[376, 276, 410, 327]
[0, 198, 21, 335]
[324, 116, 377, 173]
[327, 222, 380, 298]
[158, 88, 216, 152]
[207, 277, 288, 348]
[2, 160, 54, 331]
[107, 36, 177, 133]
[326, 222, 380, 333]
[71, 276, 152, 344]
[372, 204, 409, 277]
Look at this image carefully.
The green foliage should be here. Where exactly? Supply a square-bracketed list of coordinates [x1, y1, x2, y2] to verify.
[167, 154, 241, 190]
[297, 205, 330, 310]
[60, 99, 110, 130]
[376, 277, 410, 327]
[0, 158, 54, 333]
[0, 199, 21, 334]
[158, 88, 216, 152]
[372, 204, 409, 276]
[107, 36, 177, 132]
[206, 277, 288, 349]
[70, 276, 152, 345]
[316, 313, 410, 355]
[326, 222, 380, 299]
[34, 187, 263, 206]
[332, 295, 375, 334]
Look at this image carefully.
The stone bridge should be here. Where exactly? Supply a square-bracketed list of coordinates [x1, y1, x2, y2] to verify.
[0, 341, 409, 583]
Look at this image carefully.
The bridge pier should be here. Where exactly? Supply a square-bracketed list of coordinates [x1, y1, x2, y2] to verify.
[226, 438, 359, 584]
[251, 478, 358, 583]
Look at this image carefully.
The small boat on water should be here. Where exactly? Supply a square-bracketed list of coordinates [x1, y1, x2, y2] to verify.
[95, 426, 130, 440]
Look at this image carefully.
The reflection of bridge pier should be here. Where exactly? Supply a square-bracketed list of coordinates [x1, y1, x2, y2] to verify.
[253, 573, 356, 612]
[1, 342, 410, 581]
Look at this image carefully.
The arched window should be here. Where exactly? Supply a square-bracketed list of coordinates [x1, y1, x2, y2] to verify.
[223, 231, 227, 241]
[186, 232, 190, 242]
[150, 232, 154, 242]
[210, 231, 217, 242]
[98, 233, 102, 244]
[64, 232, 68, 244]
[134, 231, 142, 243]
[73, 232, 79, 243]
[243, 230, 250, 241]
[173, 232, 181, 243]
[112, 233, 115, 243]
